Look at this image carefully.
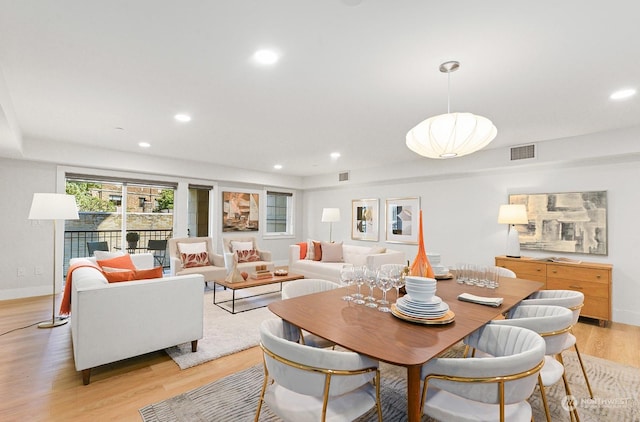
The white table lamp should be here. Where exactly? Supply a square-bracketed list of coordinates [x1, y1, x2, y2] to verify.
[28, 193, 79, 328]
[497, 204, 528, 258]
[321, 208, 341, 243]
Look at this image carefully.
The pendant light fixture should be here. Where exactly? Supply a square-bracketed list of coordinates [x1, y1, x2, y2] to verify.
[406, 61, 497, 159]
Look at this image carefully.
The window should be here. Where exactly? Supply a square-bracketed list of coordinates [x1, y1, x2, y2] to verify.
[266, 191, 293, 235]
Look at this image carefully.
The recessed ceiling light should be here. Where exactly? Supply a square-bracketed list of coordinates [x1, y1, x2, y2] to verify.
[174, 113, 192, 122]
[273, 164, 283, 170]
[138, 142, 151, 148]
[330, 152, 341, 159]
[610, 88, 636, 100]
[253, 49, 279, 65]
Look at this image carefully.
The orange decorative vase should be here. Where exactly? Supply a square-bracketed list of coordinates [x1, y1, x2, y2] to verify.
[410, 210, 435, 278]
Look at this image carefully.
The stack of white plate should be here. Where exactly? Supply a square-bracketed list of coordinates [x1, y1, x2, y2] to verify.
[396, 294, 449, 319]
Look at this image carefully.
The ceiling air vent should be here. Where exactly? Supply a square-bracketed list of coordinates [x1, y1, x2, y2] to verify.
[510, 144, 536, 161]
[338, 171, 350, 182]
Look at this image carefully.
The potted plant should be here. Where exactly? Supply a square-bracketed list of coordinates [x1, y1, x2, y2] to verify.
[126, 232, 139, 249]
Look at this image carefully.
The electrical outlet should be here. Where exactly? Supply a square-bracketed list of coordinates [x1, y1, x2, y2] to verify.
[17, 267, 26, 277]
[34, 266, 43, 275]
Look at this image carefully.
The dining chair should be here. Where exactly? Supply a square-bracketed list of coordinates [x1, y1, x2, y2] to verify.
[517, 289, 593, 399]
[87, 241, 109, 256]
[495, 266, 516, 278]
[488, 305, 578, 422]
[147, 239, 168, 267]
[281, 279, 340, 348]
[256, 318, 382, 422]
[421, 324, 546, 422]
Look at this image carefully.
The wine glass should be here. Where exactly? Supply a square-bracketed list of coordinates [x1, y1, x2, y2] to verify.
[376, 267, 393, 312]
[351, 266, 366, 305]
[340, 265, 355, 301]
[363, 267, 378, 308]
[390, 264, 405, 303]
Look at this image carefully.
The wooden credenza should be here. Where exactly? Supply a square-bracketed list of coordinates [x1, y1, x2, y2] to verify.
[495, 256, 612, 327]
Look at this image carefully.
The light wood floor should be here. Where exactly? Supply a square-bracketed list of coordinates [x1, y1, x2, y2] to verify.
[1, 294, 638, 422]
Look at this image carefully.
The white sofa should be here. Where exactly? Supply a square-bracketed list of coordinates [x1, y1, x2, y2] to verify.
[288, 243, 405, 283]
[69, 253, 204, 384]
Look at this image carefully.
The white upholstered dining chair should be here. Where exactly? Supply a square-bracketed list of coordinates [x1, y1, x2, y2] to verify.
[518, 289, 593, 398]
[255, 318, 382, 422]
[281, 279, 340, 348]
[489, 304, 578, 422]
[421, 324, 546, 422]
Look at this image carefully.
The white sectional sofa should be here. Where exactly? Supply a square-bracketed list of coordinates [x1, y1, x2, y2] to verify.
[69, 253, 204, 384]
[288, 243, 405, 283]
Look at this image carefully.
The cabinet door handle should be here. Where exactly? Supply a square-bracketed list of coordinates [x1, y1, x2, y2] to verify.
[551, 269, 557, 273]
[596, 275, 601, 279]
[536, 268, 542, 272]
[569, 285, 583, 290]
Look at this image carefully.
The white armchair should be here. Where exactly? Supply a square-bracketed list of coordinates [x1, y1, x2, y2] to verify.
[421, 324, 546, 422]
[256, 318, 382, 422]
[488, 305, 577, 422]
[222, 236, 274, 274]
[168, 237, 227, 285]
[281, 279, 340, 348]
[518, 289, 593, 398]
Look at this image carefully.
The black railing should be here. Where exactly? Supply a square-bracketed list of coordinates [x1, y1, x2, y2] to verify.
[64, 229, 173, 276]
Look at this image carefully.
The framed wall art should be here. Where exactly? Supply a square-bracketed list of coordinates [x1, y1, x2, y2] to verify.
[222, 191, 260, 232]
[385, 197, 420, 244]
[351, 198, 379, 241]
[509, 191, 607, 255]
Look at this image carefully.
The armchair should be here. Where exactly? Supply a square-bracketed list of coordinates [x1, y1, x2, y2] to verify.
[168, 237, 227, 286]
[222, 236, 274, 274]
[256, 318, 382, 422]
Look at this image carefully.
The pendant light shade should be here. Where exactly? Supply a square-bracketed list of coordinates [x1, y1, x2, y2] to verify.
[406, 61, 497, 159]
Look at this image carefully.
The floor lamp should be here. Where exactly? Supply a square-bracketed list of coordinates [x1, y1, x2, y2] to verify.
[28, 193, 79, 328]
[321, 208, 341, 243]
[497, 204, 528, 258]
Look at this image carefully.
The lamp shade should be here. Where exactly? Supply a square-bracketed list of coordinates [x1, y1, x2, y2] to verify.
[28, 193, 79, 220]
[406, 112, 497, 159]
[497, 204, 528, 225]
[321, 208, 341, 223]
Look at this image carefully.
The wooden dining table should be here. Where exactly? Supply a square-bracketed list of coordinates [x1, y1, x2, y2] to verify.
[268, 276, 543, 422]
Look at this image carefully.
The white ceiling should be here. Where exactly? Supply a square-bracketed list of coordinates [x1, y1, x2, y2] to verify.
[0, 1, 639, 177]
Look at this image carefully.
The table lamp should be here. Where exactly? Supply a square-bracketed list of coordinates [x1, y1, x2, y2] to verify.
[28, 193, 79, 328]
[497, 204, 528, 258]
[321, 208, 340, 243]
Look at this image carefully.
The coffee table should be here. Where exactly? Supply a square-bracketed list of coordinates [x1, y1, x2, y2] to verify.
[213, 273, 304, 314]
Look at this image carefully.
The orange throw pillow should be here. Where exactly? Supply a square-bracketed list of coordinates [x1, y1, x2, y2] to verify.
[181, 251, 209, 268]
[297, 242, 308, 260]
[97, 254, 136, 271]
[134, 266, 164, 280]
[104, 270, 135, 283]
[312, 241, 322, 261]
[103, 266, 163, 283]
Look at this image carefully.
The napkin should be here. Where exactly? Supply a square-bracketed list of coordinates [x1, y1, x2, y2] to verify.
[457, 293, 503, 307]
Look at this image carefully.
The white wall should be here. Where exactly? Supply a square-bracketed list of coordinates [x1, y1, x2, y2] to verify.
[301, 157, 640, 326]
[2, 127, 640, 326]
[0, 158, 59, 298]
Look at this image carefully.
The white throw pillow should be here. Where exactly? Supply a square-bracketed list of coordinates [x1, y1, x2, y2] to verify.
[306, 239, 316, 260]
[231, 241, 254, 252]
[93, 250, 125, 261]
[178, 242, 207, 254]
[369, 246, 387, 254]
[321, 241, 344, 262]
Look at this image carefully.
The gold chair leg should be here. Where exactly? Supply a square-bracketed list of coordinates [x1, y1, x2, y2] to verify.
[572, 343, 594, 398]
[537, 374, 552, 422]
[557, 354, 581, 422]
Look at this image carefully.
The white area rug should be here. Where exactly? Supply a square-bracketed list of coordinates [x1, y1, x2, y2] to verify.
[165, 285, 282, 369]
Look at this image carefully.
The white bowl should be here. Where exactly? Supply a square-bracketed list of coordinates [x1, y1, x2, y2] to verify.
[405, 276, 436, 286]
